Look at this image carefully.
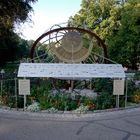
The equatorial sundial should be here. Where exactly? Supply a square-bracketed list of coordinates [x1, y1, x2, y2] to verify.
[30, 23, 107, 64]
[24, 23, 110, 92]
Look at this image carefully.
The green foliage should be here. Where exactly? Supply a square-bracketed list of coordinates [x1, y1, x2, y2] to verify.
[134, 72, 140, 81]
[94, 78, 113, 93]
[0, 0, 37, 66]
[131, 89, 140, 103]
[30, 80, 98, 111]
[127, 80, 136, 96]
[30, 79, 52, 100]
[29, 78, 115, 111]
[0, 32, 20, 66]
[107, 0, 140, 69]
[0, 0, 37, 32]
[70, 0, 140, 69]
[1, 76, 140, 110]
[17, 39, 31, 59]
[95, 92, 115, 109]
[35, 92, 78, 111]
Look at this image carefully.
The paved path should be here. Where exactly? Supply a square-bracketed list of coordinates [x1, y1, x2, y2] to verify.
[0, 107, 140, 140]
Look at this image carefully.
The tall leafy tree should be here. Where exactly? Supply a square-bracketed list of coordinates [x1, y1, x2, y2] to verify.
[17, 38, 32, 59]
[107, 0, 140, 69]
[0, 32, 19, 66]
[69, 0, 121, 39]
[0, 0, 37, 34]
[0, 0, 37, 66]
[70, 0, 140, 70]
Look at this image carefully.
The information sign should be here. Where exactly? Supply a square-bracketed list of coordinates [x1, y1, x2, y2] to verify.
[113, 79, 125, 95]
[18, 79, 30, 95]
[18, 63, 125, 79]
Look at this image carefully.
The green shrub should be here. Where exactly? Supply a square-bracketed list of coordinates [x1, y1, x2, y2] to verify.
[131, 89, 140, 103]
[95, 92, 115, 110]
[94, 78, 113, 93]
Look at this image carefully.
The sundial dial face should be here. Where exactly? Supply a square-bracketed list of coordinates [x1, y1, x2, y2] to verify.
[30, 23, 107, 64]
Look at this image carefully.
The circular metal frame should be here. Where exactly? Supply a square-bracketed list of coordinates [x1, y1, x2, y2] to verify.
[30, 27, 108, 63]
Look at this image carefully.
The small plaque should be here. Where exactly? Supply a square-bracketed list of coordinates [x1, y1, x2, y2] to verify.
[113, 80, 124, 95]
[18, 79, 30, 95]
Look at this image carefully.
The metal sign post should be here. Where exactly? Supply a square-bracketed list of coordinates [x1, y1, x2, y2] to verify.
[0, 69, 5, 96]
[117, 95, 120, 109]
[14, 69, 18, 110]
[18, 79, 30, 110]
[24, 94, 26, 110]
[14, 77, 18, 110]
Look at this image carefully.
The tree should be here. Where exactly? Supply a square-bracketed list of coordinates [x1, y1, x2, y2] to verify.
[0, 0, 37, 34]
[69, 0, 121, 39]
[107, 0, 140, 69]
[0, 0, 37, 66]
[0, 32, 20, 66]
[70, 0, 140, 70]
[17, 39, 32, 59]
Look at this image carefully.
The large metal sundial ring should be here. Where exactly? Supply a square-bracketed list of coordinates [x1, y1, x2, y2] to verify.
[30, 26, 107, 63]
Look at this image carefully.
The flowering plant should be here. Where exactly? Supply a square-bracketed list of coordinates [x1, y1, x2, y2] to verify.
[74, 104, 88, 113]
[26, 102, 40, 112]
[47, 107, 58, 113]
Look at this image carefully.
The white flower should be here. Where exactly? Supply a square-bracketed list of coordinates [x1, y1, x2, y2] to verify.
[47, 107, 58, 113]
[27, 102, 40, 112]
[74, 104, 89, 113]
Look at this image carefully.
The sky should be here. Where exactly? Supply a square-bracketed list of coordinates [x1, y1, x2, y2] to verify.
[20, 0, 82, 40]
